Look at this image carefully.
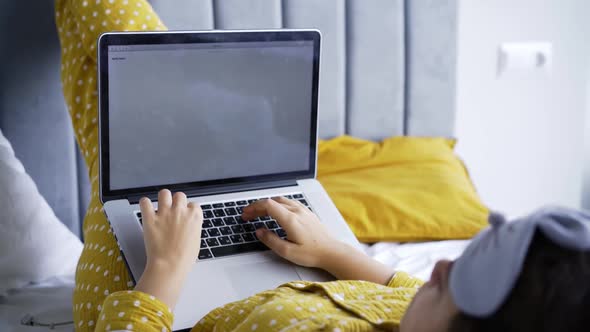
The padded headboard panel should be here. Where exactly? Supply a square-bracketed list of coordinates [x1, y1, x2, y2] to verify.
[151, 0, 457, 139]
[0, 0, 457, 237]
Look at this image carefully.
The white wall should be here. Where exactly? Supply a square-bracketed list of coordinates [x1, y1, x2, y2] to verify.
[454, 0, 590, 217]
[583, 70, 590, 210]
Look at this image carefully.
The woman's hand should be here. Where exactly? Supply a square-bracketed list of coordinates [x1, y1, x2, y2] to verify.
[242, 197, 345, 269]
[140, 189, 203, 270]
[243, 196, 395, 285]
[134, 189, 203, 309]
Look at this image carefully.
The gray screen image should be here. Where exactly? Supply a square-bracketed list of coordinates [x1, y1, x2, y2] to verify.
[107, 41, 314, 190]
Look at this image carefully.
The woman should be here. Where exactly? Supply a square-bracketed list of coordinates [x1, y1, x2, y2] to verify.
[105, 191, 590, 332]
[55, 1, 590, 331]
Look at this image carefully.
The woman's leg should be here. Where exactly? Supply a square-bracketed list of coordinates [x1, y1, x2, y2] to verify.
[54, 1, 166, 330]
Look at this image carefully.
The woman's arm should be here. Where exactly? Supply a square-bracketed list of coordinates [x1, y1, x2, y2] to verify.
[94, 189, 202, 332]
[243, 197, 396, 285]
[318, 242, 396, 285]
[134, 189, 203, 309]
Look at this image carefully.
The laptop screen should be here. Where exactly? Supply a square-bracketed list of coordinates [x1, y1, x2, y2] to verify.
[99, 31, 319, 201]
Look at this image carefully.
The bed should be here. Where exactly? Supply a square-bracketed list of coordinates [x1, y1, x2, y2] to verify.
[0, 1, 462, 331]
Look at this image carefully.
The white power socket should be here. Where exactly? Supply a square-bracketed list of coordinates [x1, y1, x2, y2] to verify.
[498, 42, 553, 76]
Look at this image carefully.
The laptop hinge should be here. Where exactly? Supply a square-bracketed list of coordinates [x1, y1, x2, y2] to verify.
[126, 179, 299, 204]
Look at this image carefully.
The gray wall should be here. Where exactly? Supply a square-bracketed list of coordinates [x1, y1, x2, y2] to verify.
[454, 0, 590, 217]
[0, 1, 90, 236]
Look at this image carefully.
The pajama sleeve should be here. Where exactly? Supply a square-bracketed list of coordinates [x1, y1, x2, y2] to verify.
[387, 271, 425, 289]
[95, 290, 174, 332]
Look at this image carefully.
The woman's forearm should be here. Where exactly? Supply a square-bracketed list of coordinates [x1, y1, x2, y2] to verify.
[319, 242, 396, 285]
[134, 260, 191, 310]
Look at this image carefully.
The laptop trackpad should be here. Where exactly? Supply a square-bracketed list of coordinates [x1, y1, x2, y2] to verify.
[226, 260, 300, 299]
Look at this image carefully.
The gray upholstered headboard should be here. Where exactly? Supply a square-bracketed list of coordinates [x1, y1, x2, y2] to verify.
[0, 0, 457, 238]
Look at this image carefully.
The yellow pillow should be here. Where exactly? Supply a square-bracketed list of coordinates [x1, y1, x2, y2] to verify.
[317, 136, 489, 242]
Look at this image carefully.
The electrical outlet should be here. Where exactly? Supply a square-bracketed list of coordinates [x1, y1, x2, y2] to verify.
[498, 42, 552, 76]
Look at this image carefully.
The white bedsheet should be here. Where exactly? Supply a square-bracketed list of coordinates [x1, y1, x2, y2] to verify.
[0, 275, 76, 332]
[0, 240, 469, 331]
[362, 240, 470, 281]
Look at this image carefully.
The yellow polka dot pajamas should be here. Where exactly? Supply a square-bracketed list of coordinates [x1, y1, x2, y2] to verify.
[193, 273, 422, 332]
[55, 1, 422, 331]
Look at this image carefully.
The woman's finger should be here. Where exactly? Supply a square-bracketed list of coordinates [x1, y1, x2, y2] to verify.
[273, 196, 299, 207]
[256, 228, 298, 262]
[289, 198, 309, 211]
[157, 189, 173, 211]
[139, 196, 155, 222]
[242, 199, 299, 233]
[187, 202, 204, 223]
[274, 196, 307, 210]
[271, 196, 301, 212]
[242, 198, 289, 219]
[187, 201, 200, 211]
[171, 191, 188, 211]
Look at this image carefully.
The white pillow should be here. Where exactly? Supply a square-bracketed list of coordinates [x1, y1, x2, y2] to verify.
[0, 129, 82, 294]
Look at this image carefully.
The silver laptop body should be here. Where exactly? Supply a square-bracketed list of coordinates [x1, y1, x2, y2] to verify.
[97, 30, 359, 331]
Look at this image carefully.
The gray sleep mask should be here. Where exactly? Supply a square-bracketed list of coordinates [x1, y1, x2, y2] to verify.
[449, 206, 590, 317]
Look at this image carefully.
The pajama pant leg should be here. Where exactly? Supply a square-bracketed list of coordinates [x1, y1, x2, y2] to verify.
[54, 1, 166, 330]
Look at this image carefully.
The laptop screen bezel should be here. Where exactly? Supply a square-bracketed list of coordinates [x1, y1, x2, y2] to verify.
[98, 30, 320, 203]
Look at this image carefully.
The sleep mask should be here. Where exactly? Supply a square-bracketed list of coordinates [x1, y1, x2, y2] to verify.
[449, 206, 590, 317]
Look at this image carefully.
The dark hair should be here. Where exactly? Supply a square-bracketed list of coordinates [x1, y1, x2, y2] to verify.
[448, 231, 590, 332]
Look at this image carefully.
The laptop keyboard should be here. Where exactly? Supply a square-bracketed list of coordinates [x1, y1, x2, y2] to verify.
[135, 194, 312, 261]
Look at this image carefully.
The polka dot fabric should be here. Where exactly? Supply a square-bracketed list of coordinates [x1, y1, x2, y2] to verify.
[94, 291, 173, 332]
[55, 1, 423, 330]
[194, 272, 422, 331]
[54, 0, 167, 331]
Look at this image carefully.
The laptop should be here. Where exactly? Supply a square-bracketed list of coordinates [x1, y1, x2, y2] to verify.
[97, 30, 359, 331]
